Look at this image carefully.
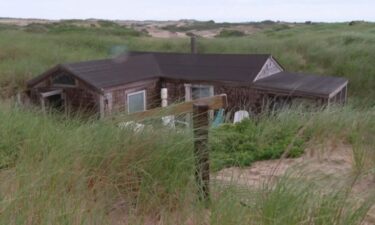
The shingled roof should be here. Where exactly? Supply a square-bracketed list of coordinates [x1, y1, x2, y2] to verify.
[28, 52, 271, 90]
[253, 71, 348, 98]
[63, 54, 162, 89]
[28, 51, 348, 98]
[131, 52, 271, 83]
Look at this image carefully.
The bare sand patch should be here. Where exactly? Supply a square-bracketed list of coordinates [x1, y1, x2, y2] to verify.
[214, 141, 375, 224]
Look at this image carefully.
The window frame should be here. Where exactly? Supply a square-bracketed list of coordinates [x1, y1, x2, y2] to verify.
[127, 90, 146, 114]
[51, 73, 77, 88]
[184, 84, 214, 101]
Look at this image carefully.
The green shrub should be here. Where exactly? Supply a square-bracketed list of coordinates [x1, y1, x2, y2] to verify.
[97, 20, 119, 28]
[24, 23, 49, 33]
[216, 29, 246, 38]
[210, 118, 306, 171]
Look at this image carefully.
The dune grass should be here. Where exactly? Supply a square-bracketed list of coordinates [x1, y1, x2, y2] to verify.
[0, 103, 374, 224]
[0, 21, 374, 224]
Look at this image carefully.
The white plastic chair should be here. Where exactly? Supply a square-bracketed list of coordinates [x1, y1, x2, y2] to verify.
[233, 110, 249, 123]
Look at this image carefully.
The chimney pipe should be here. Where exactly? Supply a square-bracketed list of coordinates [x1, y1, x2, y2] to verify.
[190, 36, 197, 54]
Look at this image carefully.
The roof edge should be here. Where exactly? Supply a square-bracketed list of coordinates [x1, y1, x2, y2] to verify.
[60, 64, 104, 94]
[328, 80, 349, 98]
[130, 51, 272, 57]
[253, 85, 331, 98]
[27, 64, 103, 94]
[254, 71, 349, 98]
[27, 65, 62, 88]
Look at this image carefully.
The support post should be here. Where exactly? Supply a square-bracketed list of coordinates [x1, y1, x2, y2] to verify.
[99, 95, 105, 119]
[40, 97, 46, 114]
[192, 103, 210, 202]
[16, 92, 22, 106]
[344, 85, 348, 105]
[63, 92, 68, 116]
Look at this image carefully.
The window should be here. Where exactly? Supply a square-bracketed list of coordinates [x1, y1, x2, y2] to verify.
[127, 90, 146, 113]
[192, 86, 212, 99]
[185, 84, 214, 101]
[52, 73, 76, 86]
[184, 84, 214, 123]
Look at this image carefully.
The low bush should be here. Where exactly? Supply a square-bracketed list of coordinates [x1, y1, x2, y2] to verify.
[216, 29, 246, 38]
[24, 23, 49, 33]
[210, 118, 306, 171]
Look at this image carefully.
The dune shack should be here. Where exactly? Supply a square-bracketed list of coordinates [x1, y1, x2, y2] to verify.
[26, 50, 348, 118]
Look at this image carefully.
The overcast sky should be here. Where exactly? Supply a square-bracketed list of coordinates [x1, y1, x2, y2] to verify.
[1, 0, 374, 22]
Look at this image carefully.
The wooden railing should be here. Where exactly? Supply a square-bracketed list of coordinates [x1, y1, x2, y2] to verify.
[113, 94, 228, 123]
[113, 94, 228, 202]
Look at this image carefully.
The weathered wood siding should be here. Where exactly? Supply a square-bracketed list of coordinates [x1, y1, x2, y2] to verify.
[163, 81, 186, 104]
[29, 75, 99, 113]
[64, 83, 98, 113]
[214, 85, 263, 114]
[104, 78, 161, 114]
[162, 79, 263, 114]
[329, 85, 347, 105]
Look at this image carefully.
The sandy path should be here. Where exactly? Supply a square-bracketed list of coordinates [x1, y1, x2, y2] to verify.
[213, 141, 375, 224]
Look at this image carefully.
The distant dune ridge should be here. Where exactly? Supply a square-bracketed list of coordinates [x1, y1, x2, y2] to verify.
[0, 17, 300, 38]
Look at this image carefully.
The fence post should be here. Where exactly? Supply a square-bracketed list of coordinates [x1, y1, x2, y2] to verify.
[192, 103, 210, 202]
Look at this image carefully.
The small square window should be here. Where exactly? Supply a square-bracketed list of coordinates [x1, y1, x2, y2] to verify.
[127, 90, 146, 114]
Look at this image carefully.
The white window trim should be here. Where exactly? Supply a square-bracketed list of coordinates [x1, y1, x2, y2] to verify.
[127, 90, 146, 114]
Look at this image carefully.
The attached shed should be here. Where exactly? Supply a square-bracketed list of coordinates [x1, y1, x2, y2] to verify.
[26, 51, 348, 118]
[253, 71, 348, 106]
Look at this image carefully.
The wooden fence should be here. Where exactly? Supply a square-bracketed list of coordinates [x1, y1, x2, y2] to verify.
[113, 94, 228, 201]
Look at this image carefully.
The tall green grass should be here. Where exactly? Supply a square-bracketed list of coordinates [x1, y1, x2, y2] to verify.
[0, 104, 196, 224]
[0, 104, 374, 224]
[1, 21, 375, 224]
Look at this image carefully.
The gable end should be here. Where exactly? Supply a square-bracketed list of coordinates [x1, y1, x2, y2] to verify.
[253, 56, 284, 82]
[27, 65, 102, 94]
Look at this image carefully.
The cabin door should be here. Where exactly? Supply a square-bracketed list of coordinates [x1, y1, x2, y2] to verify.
[40, 89, 65, 113]
[47, 94, 64, 111]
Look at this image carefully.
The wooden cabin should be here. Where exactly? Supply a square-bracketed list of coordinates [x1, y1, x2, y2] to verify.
[26, 51, 348, 118]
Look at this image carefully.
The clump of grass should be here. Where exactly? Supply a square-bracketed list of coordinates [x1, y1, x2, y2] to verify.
[1, 20, 375, 223]
[0, 104, 197, 224]
[215, 29, 246, 38]
[210, 116, 306, 171]
[211, 173, 374, 225]
[0, 103, 374, 224]
[210, 105, 375, 172]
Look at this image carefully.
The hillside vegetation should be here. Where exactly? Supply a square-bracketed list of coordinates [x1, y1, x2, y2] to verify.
[0, 22, 374, 105]
[0, 21, 375, 224]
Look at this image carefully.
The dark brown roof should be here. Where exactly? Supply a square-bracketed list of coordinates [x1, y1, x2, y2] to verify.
[28, 52, 348, 99]
[253, 72, 348, 98]
[63, 54, 162, 89]
[28, 52, 271, 90]
[131, 52, 271, 83]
